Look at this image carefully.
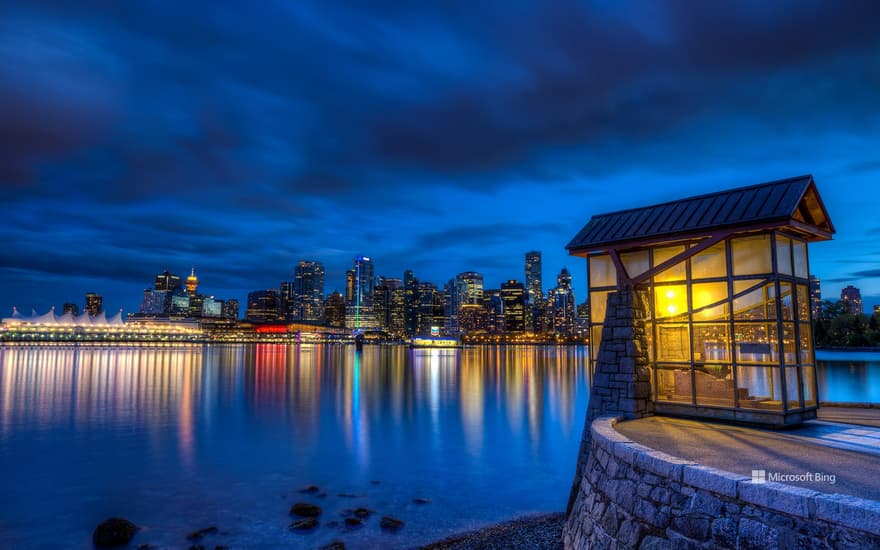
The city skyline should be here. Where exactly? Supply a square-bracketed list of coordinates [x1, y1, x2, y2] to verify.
[2, 2, 880, 315]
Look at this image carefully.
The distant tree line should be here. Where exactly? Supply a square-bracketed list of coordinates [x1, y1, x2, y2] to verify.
[814, 301, 880, 347]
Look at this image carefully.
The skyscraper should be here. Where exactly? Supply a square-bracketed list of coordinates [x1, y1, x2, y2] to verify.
[62, 303, 79, 316]
[323, 291, 346, 328]
[280, 281, 296, 320]
[809, 275, 822, 320]
[155, 270, 182, 292]
[246, 290, 281, 322]
[404, 270, 420, 336]
[449, 271, 483, 334]
[345, 256, 376, 329]
[501, 280, 525, 333]
[841, 285, 863, 316]
[84, 293, 103, 316]
[223, 299, 239, 320]
[525, 251, 543, 303]
[293, 260, 325, 321]
[549, 267, 576, 336]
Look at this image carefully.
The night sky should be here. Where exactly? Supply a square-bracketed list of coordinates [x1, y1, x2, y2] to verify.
[2, 1, 880, 316]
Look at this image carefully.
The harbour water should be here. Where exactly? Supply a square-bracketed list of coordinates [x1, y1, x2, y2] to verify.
[0, 344, 589, 549]
[0, 344, 876, 548]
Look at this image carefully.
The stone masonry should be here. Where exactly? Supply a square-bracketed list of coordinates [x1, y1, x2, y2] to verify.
[563, 416, 880, 549]
[566, 289, 654, 514]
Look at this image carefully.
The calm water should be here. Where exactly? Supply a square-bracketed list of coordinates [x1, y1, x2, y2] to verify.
[816, 350, 880, 403]
[0, 344, 589, 549]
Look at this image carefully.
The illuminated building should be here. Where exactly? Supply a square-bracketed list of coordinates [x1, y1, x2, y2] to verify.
[345, 256, 376, 329]
[323, 291, 346, 328]
[293, 260, 325, 321]
[201, 297, 223, 318]
[246, 290, 281, 322]
[280, 281, 295, 320]
[418, 282, 444, 335]
[170, 293, 190, 315]
[84, 293, 103, 316]
[184, 267, 200, 294]
[483, 289, 503, 333]
[501, 280, 525, 333]
[223, 299, 239, 320]
[62, 303, 79, 316]
[809, 275, 822, 320]
[840, 285, 863, 316]
[140, 289, 166, 315]
[874, 304, 880, 316]
[525, 251, 543, 303]
[404, 270, 419, 336]
[569, 175, 834, 425]
[155, 270, 182, 292]
[459, 303, 487, 334]
[449, 271, 483, 334]
[548, 267, 576, 336]
[389, 285, 406, 337]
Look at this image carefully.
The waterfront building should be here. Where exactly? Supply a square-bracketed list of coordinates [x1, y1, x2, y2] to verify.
[449, 272, 483, 334]
[373, 283, 392, 333]
[404, 271, 420, 336]
[459, 303, 487, 334]
[874, 304, 880, 316]
[525, 251, 543, 303]
[201, 297, 223, 318]
[569, 175, 834, 425]
[549, 267, 576, 336]
[501, 280, 526, 333]
[155, 270, 182, 292]
[223, 299, 239, 320]
[809, 275, 822, 320]
[84, 293, 103, 316]
[170, 293, 190, 315]
[246, 290, 281, 322]
[293, 260, 325, 321]
[140, 289, 166, 315]
[345, 256, 376, 329]
[280, 281, 296, 320]
[483, 289, 504, 333]
[840, 285, 863, 316]
[418, 282, 445, 335]
[62, 303, 79, 316]
[185, 267, 199, 294]
[323, 291, 346, 328]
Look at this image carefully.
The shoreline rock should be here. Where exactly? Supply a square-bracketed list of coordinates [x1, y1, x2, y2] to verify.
[420, 512, 564, 550]
[93, 517, 138, 548]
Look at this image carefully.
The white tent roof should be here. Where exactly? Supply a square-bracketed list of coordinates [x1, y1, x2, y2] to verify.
[2, 307, 125, 326]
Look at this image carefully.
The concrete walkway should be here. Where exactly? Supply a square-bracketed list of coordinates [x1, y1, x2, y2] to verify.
[615, 416, 880, 501]
[818, 406, 880, 428]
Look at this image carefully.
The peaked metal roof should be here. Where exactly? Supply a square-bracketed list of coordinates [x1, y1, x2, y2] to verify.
[567, 175, 835, 252]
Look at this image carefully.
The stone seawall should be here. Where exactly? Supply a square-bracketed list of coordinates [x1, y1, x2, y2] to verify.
[563, 416, 880, 549]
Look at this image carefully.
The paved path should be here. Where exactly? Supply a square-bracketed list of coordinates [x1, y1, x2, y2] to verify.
[615, 416, 880, 501]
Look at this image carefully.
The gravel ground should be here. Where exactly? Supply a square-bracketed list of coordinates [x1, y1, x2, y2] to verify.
[420, 513, 565, 550]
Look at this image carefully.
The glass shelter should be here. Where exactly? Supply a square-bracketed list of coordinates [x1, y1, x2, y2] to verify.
[568, 176, 834, 425]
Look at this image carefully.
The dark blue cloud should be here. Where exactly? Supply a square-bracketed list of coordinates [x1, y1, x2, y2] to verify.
[2, 0, 880, 314]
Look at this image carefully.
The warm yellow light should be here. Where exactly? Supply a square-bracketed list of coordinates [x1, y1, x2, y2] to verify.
[665, 290, 675, 299]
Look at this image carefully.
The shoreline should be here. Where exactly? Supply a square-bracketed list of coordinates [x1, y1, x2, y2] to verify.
[420, 512, 564, 550]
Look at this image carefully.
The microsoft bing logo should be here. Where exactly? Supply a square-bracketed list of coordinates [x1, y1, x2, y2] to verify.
[751, 469, 766, 484]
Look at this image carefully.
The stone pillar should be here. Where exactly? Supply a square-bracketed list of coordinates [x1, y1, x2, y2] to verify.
[566, 289, 653, 515]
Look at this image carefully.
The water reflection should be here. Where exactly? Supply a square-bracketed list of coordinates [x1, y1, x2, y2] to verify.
[0, 344, 590, 548]
[816, 351, 880, 403]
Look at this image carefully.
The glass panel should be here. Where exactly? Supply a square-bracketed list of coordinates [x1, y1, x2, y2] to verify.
[779, 282, 794, 320]
[782, 323, 796, 364]
[590, 325, 603, 361]
[653, 245, 686, 282]
[732, 234, 772, 276]
[590, 291, 610, 324]
[656, 365, 693, 403]
[802, 366, 817, 406]
[589, 255, 616, 287]
[656, 324, 690, 361]
[621, 250, 650, 279]
[734, 281, 775, 320]
[792, 240, 808, 279]
[694, 363, 734, 407]
[692, 282, 729, 321]
[735, 323, 778, 363]
[693, 324, 730, 362]
[775, 236, 792, 275]
[799, 323, 813, 364]
[785, 367, 800, 410]
[691, 242, 727, 279]
[736, 366, 782, 410]
[796, 284, 810, 321]
[654, 285, 688, 320]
